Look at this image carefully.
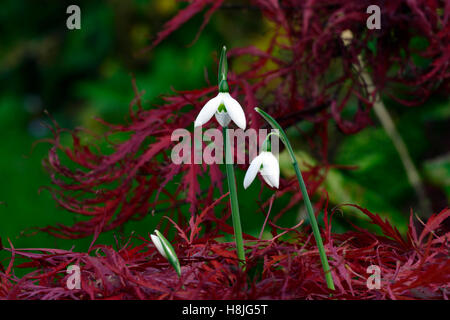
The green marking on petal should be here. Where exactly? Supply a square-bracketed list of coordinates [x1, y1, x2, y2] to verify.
[218, 103, 227, 112]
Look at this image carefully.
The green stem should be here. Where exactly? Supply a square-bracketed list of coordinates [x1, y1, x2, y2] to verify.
[293, 162, 335, 290]
[255, 107, 335, 290]
[223, 126, 246, 267]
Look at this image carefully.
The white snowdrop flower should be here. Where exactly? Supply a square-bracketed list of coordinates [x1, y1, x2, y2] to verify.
[243, 151, 280, 189]
[194, 92, 246, 130]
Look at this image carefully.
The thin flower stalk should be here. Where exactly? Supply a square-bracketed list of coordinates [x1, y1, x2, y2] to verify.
[194, 46, 246, 266]
[254, 107, 335, 290]
[224, 125, 245, 266]
[219, 46, 245, 266]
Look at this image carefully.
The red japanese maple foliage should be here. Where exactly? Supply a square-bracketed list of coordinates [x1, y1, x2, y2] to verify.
[36, 0, 448, 239]
[1, 0, 449, 301]
[1, 206, 448, 299]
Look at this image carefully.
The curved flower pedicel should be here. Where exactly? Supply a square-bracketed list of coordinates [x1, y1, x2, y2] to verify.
[243, 151, 280, 189]
[254, 107, 336, 291]
[151, 229, 181, 277]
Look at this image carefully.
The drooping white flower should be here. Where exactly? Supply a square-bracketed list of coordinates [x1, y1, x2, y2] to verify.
[194, 92, 246, 129]
[243, 151, 280, 189]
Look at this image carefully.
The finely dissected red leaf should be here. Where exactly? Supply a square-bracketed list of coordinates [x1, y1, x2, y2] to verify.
[418, 208, 450, 244]
[143, 0, 224, 52]
[35, 0, 448, 239]
[6, 0, 447, 300]
[344, 204, 411, 249]
[1, 207, 448, 300]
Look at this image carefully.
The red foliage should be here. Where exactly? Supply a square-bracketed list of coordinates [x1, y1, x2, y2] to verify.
[1, 206, 448, 300]
[36, 0, 448, 238]
[1, 0, 448, 301]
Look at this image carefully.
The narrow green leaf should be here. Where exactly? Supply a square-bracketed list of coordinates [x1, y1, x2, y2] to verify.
[223, 126, 246, 266]
[254, 107, 295, 162]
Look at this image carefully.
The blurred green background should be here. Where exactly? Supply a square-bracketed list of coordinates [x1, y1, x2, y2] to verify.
[0, 1, 449, 253]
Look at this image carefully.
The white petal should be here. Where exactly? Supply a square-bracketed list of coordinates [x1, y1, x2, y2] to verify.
[215, 111, 231, 127]
[261, 174, 275, 188]
[222, 93, 246, 130]
[243, 154, 263, 189]
[259, 152, 280, 188]
[194, 94, 221, 127]
[151, 234, 167, 259]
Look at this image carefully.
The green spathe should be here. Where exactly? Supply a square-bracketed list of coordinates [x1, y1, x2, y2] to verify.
[154, 229, 181, 277]
[218, 46, 229, 92]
